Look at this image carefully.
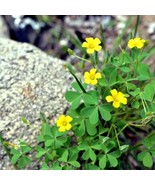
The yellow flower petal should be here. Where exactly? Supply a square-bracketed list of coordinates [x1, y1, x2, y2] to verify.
[95, 72, 102, 79]
[65, 123, 72, 131]
[113, 101, 120, 108]
[87, 48, 95, 54]
[84, 78, 91, 84]
[120, 97, 127, 105]
[82, 42, 88, 48]
[117, 92, 124, 98]
[136, 43, 144, 49]
[94, 38, 101, 44]
[56, 115, 65, 126]
[110, 89, 118, 98]
[134, 38, 140, 42]
[128, 40, 134, 48]
[84, 72, 90, 78]
[141, 39, 146, 43]
[106, 95, 114, 102]
[66, 116, 73, 123]
[59, 126, 66, 132]
[91, 79, 98, 85]
[95, 45, 102, 51]
[90, 68, 97, 75]
[86, 37, 94, 42]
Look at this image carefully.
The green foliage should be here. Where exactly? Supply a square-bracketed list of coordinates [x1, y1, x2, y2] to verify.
[10, 142, 32, 169]
[2, 16, 155, 170]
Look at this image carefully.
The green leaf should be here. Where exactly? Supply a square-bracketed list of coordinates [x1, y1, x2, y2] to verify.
[45, 140, 54, 147]
[99, 126, 109, 135]
[120, 67, 130, 73]
[71, 96, 81, 109]
[69, 161, 81, 168]
[126, 82, 136, 90]
[68, 147, 79, 161]
[107, 154, 118, 167]
[102, 137, 110, 144]
[89, 107, 99, 124]
[82, 149, 89, 160]
[137, 63, 151, 80]
[143, 83, 155, 102]
[138, 151, 153, 168]
[142, 138, 152, 149]
[65, 91, 81, 102]
[35, 150, 47, 158]
[83, 94, 97, 105]
[20, 142, 31, 154]
[72, 82, 86, 92]
[58, 150, 69, 162]
[91, 143, 101, 150]
[42, 123, 53, 137]
[99, 106, 111, 121]
[110, 150, 121, 158]
[51, 161, 62, 170]
[37, 134, 44, 142]
[55, 140, 64, 148]
[78, 141, 88, 151]
[137, 75, 150, 81]
[99, 77, 108, 86]
[85, 164, 100, 170]
[11, 148, 21, 155]
[129, 88, 141, 97]
[99, 155, 107, 169]
[109, 68, 117, 86]
[85, 120, 97, 136]
[74, 120, 85, 136]
[119, 145, 129, 152]
[41, 162, 50, 170]
[89, 91, 99, 102]
[149, 135, 155, 145]
[89, 148, 96, 162]
[11, 153, 21, 165]
[80, 106, 95, 117]
[132, 101, 140, 109]
[18, 156, 31, 168]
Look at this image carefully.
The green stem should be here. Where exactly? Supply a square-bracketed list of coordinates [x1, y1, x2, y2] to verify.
[133, 15, 140, 38]
[113, 123, 129, 139]
[113, 125, 121, 149]
[69, 70, 86, 93]
[0, 133, 18, 169]
[107, 124, 113, 137]
[74, 54, 90, 63]
[130, 129, 155, 151]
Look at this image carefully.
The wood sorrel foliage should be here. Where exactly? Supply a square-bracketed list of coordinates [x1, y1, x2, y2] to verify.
[1, 19, 155, 169]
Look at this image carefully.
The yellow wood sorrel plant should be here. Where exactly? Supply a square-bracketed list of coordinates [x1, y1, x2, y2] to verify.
[1, 16, 155, 170]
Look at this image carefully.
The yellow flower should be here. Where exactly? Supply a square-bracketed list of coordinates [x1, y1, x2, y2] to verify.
[84, 68, 102, 85]
[82, 37, 102, 54]
[106, 89, 127, 108]
[56, 115, 73, 132]
[128, 37, 146, 49]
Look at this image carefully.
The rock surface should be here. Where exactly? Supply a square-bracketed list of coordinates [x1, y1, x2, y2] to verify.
[0, 38, 71, 169]
[0, 16, 10, 38]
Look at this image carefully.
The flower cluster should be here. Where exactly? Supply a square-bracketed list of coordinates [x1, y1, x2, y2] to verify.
[56, 36, 148, 131]
[128, 37, 146, 49]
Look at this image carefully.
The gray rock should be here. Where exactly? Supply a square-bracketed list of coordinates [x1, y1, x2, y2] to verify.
[0, 38, 72, 169]
[0, 16, 10, 38]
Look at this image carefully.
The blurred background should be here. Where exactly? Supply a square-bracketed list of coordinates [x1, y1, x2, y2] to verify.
[1, 15, 155, 62]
